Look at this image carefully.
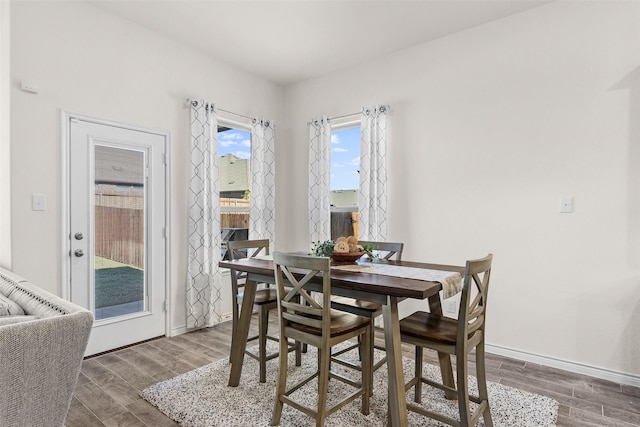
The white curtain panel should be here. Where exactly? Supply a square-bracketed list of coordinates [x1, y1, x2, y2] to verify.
[359, 105, 389, 241]
[249, 118, 276, 242]
[308, 116, 332, 245]
[186, 100, 223, 329]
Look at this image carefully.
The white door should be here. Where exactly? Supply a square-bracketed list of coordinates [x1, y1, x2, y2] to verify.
[66, 116, 168, 356]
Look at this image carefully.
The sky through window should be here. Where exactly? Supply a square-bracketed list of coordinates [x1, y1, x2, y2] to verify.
[218, 126, 360, 191]
[331, 126, 360, 191]
[218, 128, 251, 159]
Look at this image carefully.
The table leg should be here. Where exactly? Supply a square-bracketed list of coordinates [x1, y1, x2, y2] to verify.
[382, 296, 409, 427]
[428, 293, 457, 400]
[228, 279, 257, 387]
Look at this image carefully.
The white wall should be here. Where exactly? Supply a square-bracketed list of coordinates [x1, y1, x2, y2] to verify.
[10, 1, 284, 333]
[281, 1, 640, 378]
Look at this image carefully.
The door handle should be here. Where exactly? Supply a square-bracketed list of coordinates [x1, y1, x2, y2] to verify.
[74, 249, 85, 257]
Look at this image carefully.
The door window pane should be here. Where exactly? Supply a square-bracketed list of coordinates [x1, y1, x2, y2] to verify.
[94, 145, 146, 320]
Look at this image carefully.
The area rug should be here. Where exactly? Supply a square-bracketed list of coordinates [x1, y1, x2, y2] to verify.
[141, 343, 558, 426]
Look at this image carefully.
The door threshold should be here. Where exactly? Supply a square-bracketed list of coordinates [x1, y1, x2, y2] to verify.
[83, 335, 165, 360]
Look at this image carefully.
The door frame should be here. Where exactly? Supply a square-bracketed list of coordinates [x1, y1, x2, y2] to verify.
[60, 111, 172, 339]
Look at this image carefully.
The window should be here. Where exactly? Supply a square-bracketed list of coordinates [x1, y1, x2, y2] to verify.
[330, 124, 360, 239]
[218, 123, 251, 259]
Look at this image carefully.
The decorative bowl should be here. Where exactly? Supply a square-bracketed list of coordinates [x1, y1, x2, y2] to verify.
[331, 251, 365, 263]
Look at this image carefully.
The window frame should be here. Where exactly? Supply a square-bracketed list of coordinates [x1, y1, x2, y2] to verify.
[218, 117, 252, 259]
[329, 118, 361, 239]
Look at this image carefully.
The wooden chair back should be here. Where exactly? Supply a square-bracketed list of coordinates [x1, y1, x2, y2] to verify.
[228, 239, 270, 293]
[458, 254, 493, 344]
[228, 238, 270, 261]
[358, 240, 404, 261]
[272, 253, 331, 336]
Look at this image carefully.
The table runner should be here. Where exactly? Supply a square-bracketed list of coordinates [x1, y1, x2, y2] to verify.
[332, 263, 462, 299]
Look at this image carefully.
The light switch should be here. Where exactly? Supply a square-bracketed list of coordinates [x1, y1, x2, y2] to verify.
[560, 197, 573, 213]
[32, 194, 46, 211]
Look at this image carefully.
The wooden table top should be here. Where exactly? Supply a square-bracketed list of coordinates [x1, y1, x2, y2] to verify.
[218, 257, 464, 300]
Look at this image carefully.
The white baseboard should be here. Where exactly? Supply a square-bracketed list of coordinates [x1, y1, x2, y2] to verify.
[170, 325, 188, 337]
[170, 312, 233, 337]
[486, 343, 640, 388]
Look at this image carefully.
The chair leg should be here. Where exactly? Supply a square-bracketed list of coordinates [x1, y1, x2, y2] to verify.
[271, 330, 289, 426]
[259, 306, 269, 383]
[476, 343, 494, 427]
[230, 302, 239, 363]
[368, 322, 375, 397]
[316, 346, 330, 427]
[361, 328, 371, 415]
[295, 340, 302, 366]
[456, 351, 472, 426]
[439, 351, 457, 400]
[414, 346, 423, 403]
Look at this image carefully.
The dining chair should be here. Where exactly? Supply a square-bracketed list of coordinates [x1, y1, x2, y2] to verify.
[399, 253, 494, 427]
[228, 239, 296, 383]
[271, 252, 371, 427]
[330, 240, 404, 393]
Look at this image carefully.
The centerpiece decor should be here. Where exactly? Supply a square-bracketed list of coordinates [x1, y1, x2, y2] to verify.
[311, 236, 375, 263]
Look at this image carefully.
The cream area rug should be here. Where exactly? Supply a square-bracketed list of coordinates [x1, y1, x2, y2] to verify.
[141, 343, 558, 427]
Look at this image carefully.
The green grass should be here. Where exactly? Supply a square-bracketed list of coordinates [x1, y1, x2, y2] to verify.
[95, 266, 144, 309]
[95, 256, 142, 270]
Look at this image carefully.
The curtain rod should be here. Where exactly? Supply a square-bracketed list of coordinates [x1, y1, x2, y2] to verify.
[186, 98, 254, 121]
[310, 105, 389, 125]
[307, 111, 360, 126]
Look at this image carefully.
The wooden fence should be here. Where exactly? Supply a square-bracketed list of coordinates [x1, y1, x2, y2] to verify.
[220, 198, 249, 207]
[95, 207, 251, 268]
[94, 189, 358, 267]
[95, 206, 145, 269]
[221, 212, 249, 229]
[220, 198, 249, 228]
[331, 211, 358, 239]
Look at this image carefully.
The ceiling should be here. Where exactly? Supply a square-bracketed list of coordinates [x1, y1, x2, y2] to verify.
[89, 0, 549, 86]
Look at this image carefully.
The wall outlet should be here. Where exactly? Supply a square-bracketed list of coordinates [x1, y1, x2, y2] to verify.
[560, 197, 573, 213]
[374, 317, 384, 328]
[445, 300, 457, 315]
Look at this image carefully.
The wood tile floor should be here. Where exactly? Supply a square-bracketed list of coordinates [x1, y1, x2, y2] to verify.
[66, 318, 640, 426]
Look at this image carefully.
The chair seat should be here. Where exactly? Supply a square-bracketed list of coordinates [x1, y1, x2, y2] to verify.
[238, 288, 278, 305]
[290, 310, 371, 337]
[331, 297, 381, 318]
[399, 310, 459, 346]
[353, 299, 381, 313]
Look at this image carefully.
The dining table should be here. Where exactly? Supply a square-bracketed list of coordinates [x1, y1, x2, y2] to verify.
[218, 255, 465, 427]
